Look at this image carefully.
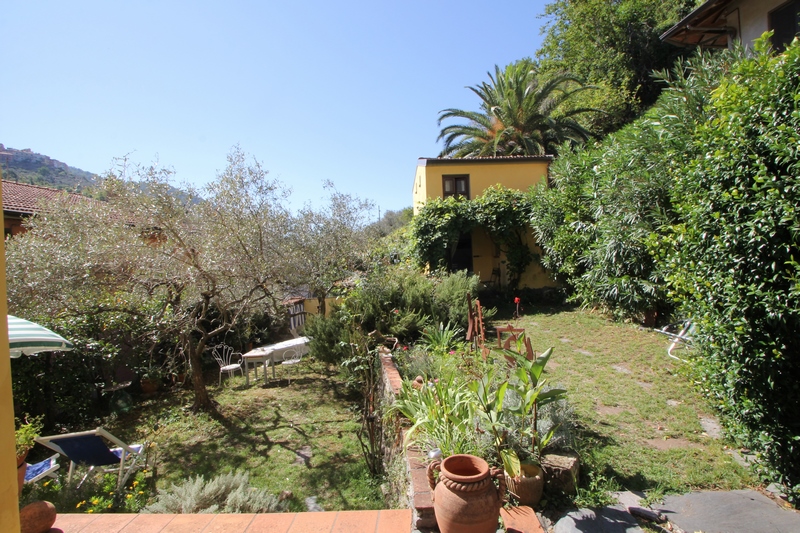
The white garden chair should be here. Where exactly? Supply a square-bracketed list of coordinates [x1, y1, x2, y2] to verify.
[212, 344, 244, 386]
[280, 348, 302, 384]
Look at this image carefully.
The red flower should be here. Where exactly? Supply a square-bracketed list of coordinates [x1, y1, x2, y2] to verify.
[402, 345, 408, 351]
[514, 297, 521, 304]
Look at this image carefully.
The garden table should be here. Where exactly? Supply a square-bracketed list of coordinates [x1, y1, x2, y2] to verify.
[241, 337, 310, 385]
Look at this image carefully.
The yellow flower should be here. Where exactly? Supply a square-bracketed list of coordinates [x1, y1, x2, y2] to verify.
[138, 491, 144, 494]
[92, 499, 100, 505]
[87, 509, 94, 514]
[132, 480, 139, 487]
[76, 501, 83, 509]
[126, 494, 132, 499]
[107, 504, 112, 508]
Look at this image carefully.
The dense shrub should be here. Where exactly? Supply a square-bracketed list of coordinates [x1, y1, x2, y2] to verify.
[305, 313, 350, 366]
[411, 187, 536, 289]
[529, 49, 734, 320]
[664, 36, 800, 502]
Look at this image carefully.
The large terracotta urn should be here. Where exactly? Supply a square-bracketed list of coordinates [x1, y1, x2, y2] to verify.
[427, 454, 505, 533]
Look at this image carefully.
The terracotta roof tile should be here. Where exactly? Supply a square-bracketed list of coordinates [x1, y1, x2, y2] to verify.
[2, 180, 89, 215]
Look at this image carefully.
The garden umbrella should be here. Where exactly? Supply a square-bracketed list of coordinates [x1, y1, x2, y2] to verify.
[7, 315, 74, 358]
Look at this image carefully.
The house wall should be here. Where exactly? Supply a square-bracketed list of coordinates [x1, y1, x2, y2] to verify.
[471, 227, 558, 289]
[727, 0, 789, 47]
[303, 298, 339, 317]
[412, 158, 550, 214]
[413, 157, 557, 289]
[0, 183, 21, 532]
[4, 214, 26, 237]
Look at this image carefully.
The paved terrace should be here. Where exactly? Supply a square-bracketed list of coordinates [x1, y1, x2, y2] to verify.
[52, 509, 412, 533]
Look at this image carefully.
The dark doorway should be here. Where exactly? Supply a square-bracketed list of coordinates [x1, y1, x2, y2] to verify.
[449, 232, 473, 272]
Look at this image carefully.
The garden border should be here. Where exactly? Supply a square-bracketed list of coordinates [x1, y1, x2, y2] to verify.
[379, 353, 436, 529]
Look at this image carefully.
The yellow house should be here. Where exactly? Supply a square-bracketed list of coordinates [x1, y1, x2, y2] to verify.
[412, 156, 558, 289]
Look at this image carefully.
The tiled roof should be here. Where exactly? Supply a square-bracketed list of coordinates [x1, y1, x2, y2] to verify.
[2, 180, 88, 215]
[418, 155, 553, 166]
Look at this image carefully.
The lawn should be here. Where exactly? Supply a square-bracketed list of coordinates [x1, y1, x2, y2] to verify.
[102, 358, 384, 512]
[492, 304, 755, 497]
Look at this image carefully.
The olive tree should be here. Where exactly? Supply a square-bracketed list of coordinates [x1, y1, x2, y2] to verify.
[7, 147, 295, 412]
[289, 183, 374, 316]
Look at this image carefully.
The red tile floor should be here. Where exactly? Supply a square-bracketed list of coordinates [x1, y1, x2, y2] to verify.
[51, 509, 411, 533]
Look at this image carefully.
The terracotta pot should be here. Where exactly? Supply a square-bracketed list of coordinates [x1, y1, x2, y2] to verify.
[140, 378, 160, 394]
[505, 463, 544, 507]
[20, 500, 57, 533]
[427, 454, 505, 533]
[17, 450, 29, 495]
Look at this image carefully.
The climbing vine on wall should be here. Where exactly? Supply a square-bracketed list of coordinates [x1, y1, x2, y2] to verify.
[410, 186, 535, 288]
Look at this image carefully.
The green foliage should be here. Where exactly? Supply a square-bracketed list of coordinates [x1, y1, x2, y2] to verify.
[15, 415, 43, 457]
[574, 471, 619, 508]
[419, 322, 464, 353]
[537, 0, 697, 134]
[438, 60, 596, 157]
[305, 314, 350, 365]
[21, 471, 152, 514]
[529, 49, 736, 320]
[664, 36, 800, 503]
[143, 471, 284, 513]
[390, 378, 487, 458]
[473, 187, 537, 288]
[412, 186, 539, 289]
[431, 269, 483, 328]
[410, 196, 475, 271]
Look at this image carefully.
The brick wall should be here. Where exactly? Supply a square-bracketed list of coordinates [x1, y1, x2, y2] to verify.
[378, 354, 437, 530]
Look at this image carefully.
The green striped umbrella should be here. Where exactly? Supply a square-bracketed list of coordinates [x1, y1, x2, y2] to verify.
[7, 315, 74, 358]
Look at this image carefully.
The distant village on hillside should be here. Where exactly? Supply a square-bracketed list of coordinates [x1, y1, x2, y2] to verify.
[0, 143, 98, 193]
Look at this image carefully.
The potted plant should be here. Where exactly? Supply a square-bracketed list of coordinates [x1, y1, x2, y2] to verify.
[15, 415, 44, 493]
[138, 366, 164, 394]
[499, 343, 566, 506]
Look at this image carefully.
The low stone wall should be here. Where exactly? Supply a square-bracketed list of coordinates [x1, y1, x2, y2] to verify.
[378, 354, 436, 530]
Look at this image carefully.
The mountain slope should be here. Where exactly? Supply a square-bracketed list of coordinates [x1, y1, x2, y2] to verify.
[0, 143, 98, 193]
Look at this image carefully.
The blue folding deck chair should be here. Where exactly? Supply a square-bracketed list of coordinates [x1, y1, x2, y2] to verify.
[35, 427, 144, 489]
[24, 454, 60, 484]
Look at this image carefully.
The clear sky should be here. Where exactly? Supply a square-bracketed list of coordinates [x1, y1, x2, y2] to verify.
[1, 1, 550, 217]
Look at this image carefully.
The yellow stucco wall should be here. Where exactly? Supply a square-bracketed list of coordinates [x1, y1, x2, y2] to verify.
[303, 298, 339, 317]
[0, 179, 22, 532]
[470, 227, 558, 289]
[412, 157, 557, 289]
[412, 157, 551, 214]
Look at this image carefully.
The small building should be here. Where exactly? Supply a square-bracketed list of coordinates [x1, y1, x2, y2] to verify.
[412, 156, 557, 289]
[661, 0, 799, 51]
[2, 180, 87, 238]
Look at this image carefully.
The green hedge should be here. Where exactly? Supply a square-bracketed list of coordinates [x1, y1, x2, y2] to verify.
[665, 36, 800, 502]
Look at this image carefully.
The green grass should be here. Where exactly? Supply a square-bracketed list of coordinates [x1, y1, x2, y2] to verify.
[491, 304, 755, 496]
[103, 359, 384, 512]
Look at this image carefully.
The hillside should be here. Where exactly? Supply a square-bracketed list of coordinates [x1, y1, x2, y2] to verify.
[0, 143, 99, 193]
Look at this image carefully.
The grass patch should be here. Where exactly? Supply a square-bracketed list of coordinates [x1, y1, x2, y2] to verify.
[102, 359, 384, 512]
[491, 304, 755, 496]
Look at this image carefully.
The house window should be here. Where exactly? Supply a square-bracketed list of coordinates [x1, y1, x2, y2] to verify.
[443, 175, 469, 199]
[770, 0, 800, 52]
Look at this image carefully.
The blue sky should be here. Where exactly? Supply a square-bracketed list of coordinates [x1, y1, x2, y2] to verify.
[1, 1, 550, 217]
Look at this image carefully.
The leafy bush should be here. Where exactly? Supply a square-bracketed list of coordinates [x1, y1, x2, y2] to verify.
[529, 48, 735, 320]
[431, 269, 484, 330]
[664, 36, 800, 502]
[389, 379, 488, 458]
[144, 471, 284, 514]
[305, 314, 350, 365]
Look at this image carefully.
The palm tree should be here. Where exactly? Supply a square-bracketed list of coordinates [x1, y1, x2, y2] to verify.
[437, 61, 596, 158]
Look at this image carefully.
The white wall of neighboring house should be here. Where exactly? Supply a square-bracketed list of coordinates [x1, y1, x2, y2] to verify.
[727, 0, 790, 48]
